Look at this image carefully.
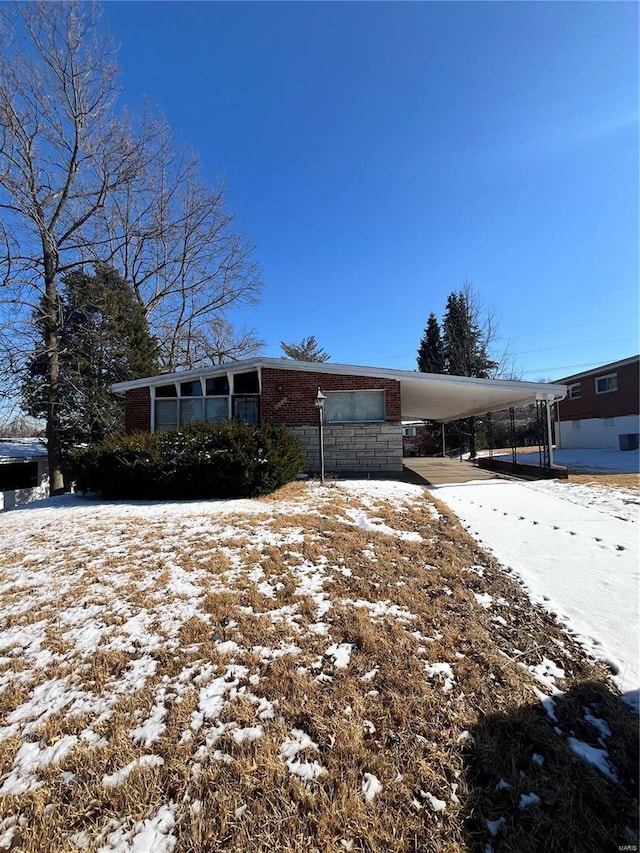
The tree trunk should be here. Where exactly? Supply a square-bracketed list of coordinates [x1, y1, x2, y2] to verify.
[43, 245, 65, 494]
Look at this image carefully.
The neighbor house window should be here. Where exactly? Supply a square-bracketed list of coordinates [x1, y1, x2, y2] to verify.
[568, 384, 581, 400]
[403, 426, 417, 436]
[324, 390, 385, 423]
[595, 374, 618, 394]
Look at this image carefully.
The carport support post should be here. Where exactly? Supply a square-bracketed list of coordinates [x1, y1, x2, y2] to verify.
[547, 401, 554, 468]
[441, 423, 446, 457]
[509, 407, 517, 473]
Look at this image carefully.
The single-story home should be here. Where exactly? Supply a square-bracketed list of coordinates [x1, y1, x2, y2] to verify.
[555, 355, 640, 450]
[112, 359, 567, 475]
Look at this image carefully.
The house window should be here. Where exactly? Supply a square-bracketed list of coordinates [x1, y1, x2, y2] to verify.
[403, 426, 417, 437]
[572, 420, 581, 429]
[233, 371, 260, 394]
[233, 396, 260, 426]
[153, 371, 263, 430]
[180, 398, 204, 425]
[206, 376, 230, 396]
[595, 374, 618, 394]
[180, 379, 202, 397]
[568, 384, 581, 400]
[155, 383, 178, 398]
[155, 398, 179, 430]
[325, 390, 385, 423]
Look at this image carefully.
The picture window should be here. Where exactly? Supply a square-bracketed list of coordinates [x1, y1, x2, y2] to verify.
[325, 390, 385, 423]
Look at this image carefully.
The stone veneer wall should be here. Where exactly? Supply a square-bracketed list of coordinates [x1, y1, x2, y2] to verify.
[289, 422, 403, 474]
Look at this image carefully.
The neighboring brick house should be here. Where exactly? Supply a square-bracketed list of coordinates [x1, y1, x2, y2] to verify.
[555, 355, 640, 450]
[113, 358, 567, 475]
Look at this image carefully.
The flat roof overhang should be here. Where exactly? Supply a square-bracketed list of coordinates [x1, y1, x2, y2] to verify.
[112, 358, 567, 423]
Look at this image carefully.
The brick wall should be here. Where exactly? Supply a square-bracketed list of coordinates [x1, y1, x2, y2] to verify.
[261, 367, 401, 424]
[557, 359, 639, 421]
[124, 388, 151, 434]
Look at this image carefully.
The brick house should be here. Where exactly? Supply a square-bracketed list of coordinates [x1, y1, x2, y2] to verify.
[554, 355, 640, 450]
[113, 358, 567, 475]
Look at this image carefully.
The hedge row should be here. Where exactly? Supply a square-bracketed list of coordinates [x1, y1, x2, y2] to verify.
[66, 421, 305, 500]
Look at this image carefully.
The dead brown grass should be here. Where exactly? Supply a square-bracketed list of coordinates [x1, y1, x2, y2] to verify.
[568, 472, 640, 492]
[0, 484, 636, 853]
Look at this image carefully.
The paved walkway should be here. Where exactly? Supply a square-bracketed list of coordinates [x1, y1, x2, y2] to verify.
[403, 457, 499, 486]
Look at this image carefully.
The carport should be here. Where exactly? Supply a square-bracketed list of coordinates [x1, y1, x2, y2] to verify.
[394, 370, 567, 476]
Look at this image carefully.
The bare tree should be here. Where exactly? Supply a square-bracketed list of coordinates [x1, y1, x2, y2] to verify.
[458, 280, 517, 379]
[178, 316, 264, 366]
[0, 2, 161, 491]
[92, 137, 262, 371]
[0, 2, 263, 490]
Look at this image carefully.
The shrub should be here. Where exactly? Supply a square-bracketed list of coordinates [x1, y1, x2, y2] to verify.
[66, 422, 305, 500]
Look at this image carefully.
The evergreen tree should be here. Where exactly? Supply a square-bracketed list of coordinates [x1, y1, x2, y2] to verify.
[442, 288, 497, 378]
[23, 265, 158, 446]
[417, 313, 444, 374]
[280, 336, 330, 362]
[417, 282, 500, 458]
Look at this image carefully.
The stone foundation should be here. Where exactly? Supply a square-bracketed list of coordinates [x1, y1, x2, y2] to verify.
[289, 422, 403, 474]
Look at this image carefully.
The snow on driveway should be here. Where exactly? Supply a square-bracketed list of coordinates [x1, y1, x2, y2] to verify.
[431, 479, 639, 710]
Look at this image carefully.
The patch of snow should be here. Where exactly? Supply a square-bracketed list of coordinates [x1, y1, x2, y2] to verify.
[567, 737, 619, 783]
[584, 709, 612, 740]
[474, 592, 493, 609]
[96, 803, 176, 852]
[518, 792, 541, 810]
[425, 792, 447, 812]
[424, 661, 455, 693]
[486, 816, 506, 836]
[362, 772, 383, 802]
[102, 755, 165, 789]
[231, 726, 264, 744]
[325, 643, 354, 670]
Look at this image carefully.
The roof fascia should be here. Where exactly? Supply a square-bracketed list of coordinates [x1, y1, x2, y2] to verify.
[555, 355, 639, 384]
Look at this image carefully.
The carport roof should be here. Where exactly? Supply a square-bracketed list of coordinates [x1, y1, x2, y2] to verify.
[112, 358, 567, 423]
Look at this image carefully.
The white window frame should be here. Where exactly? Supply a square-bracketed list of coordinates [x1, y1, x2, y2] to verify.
[595, 373, 618, 395]
[568, 383, 581, 400]
[149, 368, 262, 431]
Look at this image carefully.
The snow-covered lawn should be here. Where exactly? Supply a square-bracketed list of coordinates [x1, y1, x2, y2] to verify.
[488, 448, 640, 474]
[432, 478, 639, 710]
[0, 481, 636, 851]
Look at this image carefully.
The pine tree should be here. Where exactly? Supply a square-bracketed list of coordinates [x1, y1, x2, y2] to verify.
[23, 265, 158, 446]
[417, 282, 500, 458]
[280, 336, 330, 362]
[442, 288, 497, 378]
[417, 313, 444, 374]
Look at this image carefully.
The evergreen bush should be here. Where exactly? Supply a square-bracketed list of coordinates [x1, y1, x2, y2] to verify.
[66, 422, 305, 500]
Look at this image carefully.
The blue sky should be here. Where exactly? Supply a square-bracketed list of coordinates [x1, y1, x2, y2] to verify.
[102, 1, 638, 380]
